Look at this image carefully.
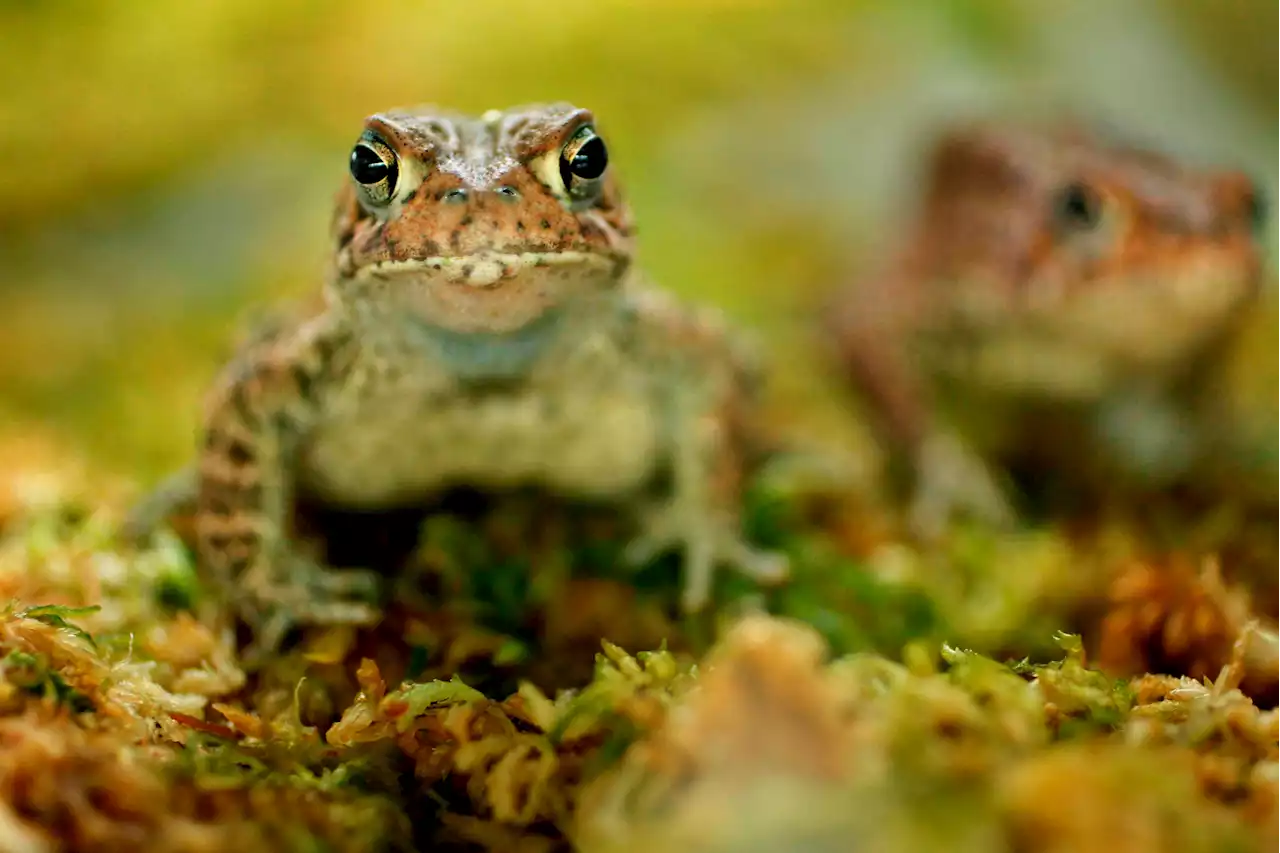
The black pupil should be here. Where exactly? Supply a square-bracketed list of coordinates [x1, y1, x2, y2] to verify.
[350, 144, 389, 185]
[565, 135, 608, 182]
[1054, 182, 1101, 230]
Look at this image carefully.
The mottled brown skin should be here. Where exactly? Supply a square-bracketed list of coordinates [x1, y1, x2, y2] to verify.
[824, 121, 1266, 531]
[135, 104, 785, 660]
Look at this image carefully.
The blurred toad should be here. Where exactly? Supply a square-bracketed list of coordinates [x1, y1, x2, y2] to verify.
[822, 120, 1269, 531]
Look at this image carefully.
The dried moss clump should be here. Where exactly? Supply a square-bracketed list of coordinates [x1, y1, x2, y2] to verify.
[326, 640, 694, 851]
[0, 710, 411, 853]
[0, 506, 407, 853]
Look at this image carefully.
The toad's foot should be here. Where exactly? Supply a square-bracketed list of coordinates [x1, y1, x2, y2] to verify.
[908, 432, 1016, 539]
[624, 502, 789, 612]
[236, 555, 383, 666]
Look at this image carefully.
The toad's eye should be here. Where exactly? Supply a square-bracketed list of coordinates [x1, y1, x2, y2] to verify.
[1052, 181, 1103, 232]
[349, 137, 399, 205]
[559, 125, 608, 199]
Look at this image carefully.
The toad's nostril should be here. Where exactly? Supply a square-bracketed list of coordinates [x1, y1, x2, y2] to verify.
[442, 188, 469, 204]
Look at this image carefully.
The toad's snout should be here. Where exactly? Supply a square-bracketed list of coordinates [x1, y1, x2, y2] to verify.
[439, 186, 523, 205]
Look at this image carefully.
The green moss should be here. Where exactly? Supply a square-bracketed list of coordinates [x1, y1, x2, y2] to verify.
[0, 649, 96, 712]
[1025, 632, 1136, 737]
[11, 603, 100, 648]
[396, 676, 487, 725]
[149, 532, 204, 613]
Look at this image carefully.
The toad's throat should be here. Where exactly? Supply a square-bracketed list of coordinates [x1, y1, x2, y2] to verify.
[364, 251, 614, 288]
[408, 308, 566, 382]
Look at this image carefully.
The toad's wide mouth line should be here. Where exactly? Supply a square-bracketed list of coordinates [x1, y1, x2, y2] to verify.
[356, 251, 614, 288]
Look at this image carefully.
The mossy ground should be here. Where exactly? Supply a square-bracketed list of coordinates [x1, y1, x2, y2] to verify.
[0, 447, 1274, 853]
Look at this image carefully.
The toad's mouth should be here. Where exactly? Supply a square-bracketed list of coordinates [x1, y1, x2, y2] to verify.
[347, 248, 623, 336]
[357, 250, 616, 288]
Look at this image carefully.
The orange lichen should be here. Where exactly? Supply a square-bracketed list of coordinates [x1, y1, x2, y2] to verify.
[1098, 555, 1278, 703]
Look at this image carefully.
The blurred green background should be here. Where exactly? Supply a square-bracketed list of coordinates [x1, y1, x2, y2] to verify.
[0, 0, 1274, 486]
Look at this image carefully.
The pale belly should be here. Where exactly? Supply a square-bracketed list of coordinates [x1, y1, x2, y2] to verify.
[297, 382, 664, 508]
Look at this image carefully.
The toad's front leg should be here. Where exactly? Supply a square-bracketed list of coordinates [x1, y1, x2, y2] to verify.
[823, 276, 1014, 536]
[196, 326, 380, 662]
[626, 373, 789, 612]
